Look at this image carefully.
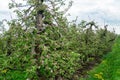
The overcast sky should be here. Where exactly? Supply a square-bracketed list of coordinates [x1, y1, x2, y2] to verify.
[0, 0, 120, 34]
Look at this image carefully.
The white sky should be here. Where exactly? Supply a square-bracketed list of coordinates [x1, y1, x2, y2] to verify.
[0, 0, 120, 34]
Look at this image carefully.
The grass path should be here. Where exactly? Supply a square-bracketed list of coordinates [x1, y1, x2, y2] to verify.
[82, 37, 120, 80]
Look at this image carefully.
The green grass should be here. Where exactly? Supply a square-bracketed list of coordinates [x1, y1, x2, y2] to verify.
[82, 37, 120, 80]
[0, 70, 27, 80]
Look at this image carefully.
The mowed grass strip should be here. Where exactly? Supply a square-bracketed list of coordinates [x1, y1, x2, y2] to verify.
[82, 37, 120, 80]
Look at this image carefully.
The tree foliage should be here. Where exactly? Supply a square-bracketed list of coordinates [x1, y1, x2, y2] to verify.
[0, 0, 116, 80]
